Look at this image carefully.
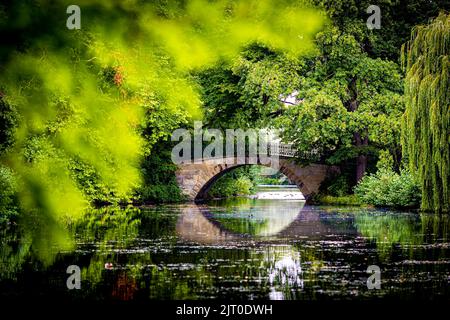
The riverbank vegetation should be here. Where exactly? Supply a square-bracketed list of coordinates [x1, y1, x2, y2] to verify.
[312, 194, 362, 206]
[355, 170, 421, 208]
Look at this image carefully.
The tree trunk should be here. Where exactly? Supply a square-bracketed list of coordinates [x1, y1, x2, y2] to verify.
[354, 132, 368, 183]
[347, 81, 368, 183]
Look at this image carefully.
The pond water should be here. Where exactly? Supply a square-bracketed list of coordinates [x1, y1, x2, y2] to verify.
[1, 195, 450, 301]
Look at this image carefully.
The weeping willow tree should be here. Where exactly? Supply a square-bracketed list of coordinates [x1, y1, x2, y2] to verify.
[401, 13, 449, 212]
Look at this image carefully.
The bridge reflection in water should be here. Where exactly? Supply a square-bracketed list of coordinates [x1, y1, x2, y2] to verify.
[176, 199, 356, 244]
[175, 198, 358, 299]
[176, 200, 303, 243]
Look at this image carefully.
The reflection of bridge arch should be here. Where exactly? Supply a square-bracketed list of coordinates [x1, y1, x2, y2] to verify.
[175, 157, 338, 201]
[175, 203, 355, 244]
[176, 205, 238, 243]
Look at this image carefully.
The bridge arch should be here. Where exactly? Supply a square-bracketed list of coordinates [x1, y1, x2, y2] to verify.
[175, 157, 338, 202]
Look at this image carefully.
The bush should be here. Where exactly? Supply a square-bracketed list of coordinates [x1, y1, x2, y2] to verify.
[234, 176, 253, 195]
[135, 141, 186, 204]
[69, 159, 127, 205]
[254, 170, 291, 185]
[206, 166, 259, 199]
[208, 176, 254, 198]
[325, 175, 352, 197]
[313, 194, 361, 206]
[208, 177, 236, 198]
[354, 169, 421, 208]
[139, 184, 186, 203]
[318, 169, 354, 197]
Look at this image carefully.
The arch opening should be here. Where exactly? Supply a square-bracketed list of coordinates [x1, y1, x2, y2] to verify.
[194, 163, 304, 202]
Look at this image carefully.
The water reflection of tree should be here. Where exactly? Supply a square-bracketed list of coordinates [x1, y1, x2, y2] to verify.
[212, 217, 269, 236]
[354, 211, 450, 259]
[71, 207, 214, 300]
[0, 222, 31, 280]
[0, 210, 74, 280]
[75, 207, 141, 248]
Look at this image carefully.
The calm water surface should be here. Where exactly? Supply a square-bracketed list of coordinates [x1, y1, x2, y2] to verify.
[1, 196, 449, 301]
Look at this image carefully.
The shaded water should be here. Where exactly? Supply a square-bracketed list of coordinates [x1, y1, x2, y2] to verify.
[1, 197, 450, 301]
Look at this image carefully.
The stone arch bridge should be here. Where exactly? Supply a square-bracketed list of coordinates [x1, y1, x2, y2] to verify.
[175, 144, 338, 202]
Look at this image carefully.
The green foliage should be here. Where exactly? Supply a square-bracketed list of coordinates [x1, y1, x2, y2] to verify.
[139, 184, 185, 204]
[0, 0, 324, 220]
[256, 177, 289, 185]
[274, 25, 405, 167]
[136, 142, 186, 203]
[208, 176, 253, 199]
[68, 159, 126, 206]
[317, 161, 357, 197]
[208, 177, 235, 198]
[197, 46, 307, 129]
[401, 13, 449, 212]
[253, 168, 290, 185]
[376, 149, 394, 171]
[234, 176, 254, 195]
[354, 169, 421, 208]
[354, 211, 421, 259]
[313, 194, 361, 206]
[311, 0, 449, 59]
[0, 165, 18, 219]
[281, 0, 446, 183]
[196, 63, 245, 128]
[0, 99, 17, 153]
[323, 175, 352, 197]
[207, 166, 257, 198]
